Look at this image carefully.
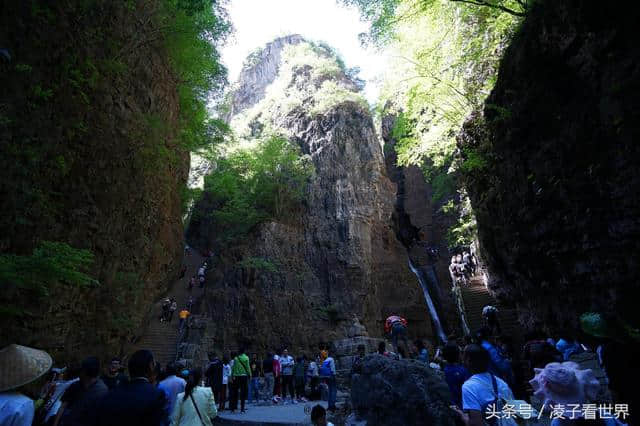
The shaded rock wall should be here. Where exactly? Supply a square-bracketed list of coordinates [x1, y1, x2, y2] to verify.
[0, 2, 188, 361]
[458, 0, 640, 332]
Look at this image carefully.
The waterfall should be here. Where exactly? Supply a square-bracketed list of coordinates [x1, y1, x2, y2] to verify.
[409, 260, 448, 344]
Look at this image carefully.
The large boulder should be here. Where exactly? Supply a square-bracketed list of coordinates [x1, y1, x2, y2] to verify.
[351, 355, 455, 426]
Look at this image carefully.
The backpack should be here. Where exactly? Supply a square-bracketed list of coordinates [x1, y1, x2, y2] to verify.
[319, 358, 333, 377]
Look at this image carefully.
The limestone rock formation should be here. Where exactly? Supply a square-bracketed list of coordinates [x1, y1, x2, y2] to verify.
[351, 355, 455, 426]
[187, 37, 435, 352]
[458, 0, 640, 332]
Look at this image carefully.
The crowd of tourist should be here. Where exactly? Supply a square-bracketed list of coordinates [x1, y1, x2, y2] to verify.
[449, 251, 477, 286]
[0, 343, 343, 426]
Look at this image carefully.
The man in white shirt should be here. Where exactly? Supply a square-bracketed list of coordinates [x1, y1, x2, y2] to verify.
[279, 349, 295, 403]
[453, 344, 516, 426]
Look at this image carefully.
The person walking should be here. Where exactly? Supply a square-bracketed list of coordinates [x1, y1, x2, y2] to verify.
[229, 349, 250, 413]
[482, 305, 501, 335]
[0, 344, 52, 426]
[93, 350, 168, 426]
[262, 353, 274, 403]
[170, 368, 217, 426]
[168, 299, 178, 323]
[188, 276, 195, 292]
[384, 315, 409, 354]
[158, 362, 186, 421]
[318, 350, 337, 412]
[248, 354, 261, 404]
[178, 308, 190, 332]
[272, 353, 281, 401]
[476, 328, 512, 384]
[219, 357, 231, 411]
[279, 349, 295, 404]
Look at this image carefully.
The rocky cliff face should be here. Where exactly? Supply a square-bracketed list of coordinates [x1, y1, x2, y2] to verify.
[458, 0, 640, 332]
[381, 111, 462, 337]
[188, 37, 435, 352]
[0, 3, 188, 360]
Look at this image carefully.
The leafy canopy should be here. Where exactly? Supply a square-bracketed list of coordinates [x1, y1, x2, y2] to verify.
[204, 136, 313, 244]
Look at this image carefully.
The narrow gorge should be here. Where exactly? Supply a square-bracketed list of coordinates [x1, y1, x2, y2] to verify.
[1, 0, 639, 423]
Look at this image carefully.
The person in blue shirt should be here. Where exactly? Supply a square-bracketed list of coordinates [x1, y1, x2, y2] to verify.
[476, 328, 513, 385]
[442, 343, 471, 407]
[414, 340, 429, 363]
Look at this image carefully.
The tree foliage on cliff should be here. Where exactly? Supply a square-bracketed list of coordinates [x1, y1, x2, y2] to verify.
[203, 136, 313, 244]
[0, 242, 97, 317]
[346, 0, 520, 247]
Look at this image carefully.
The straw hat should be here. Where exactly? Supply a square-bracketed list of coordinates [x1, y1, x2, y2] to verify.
[529, 361, 600, 406]
[0, 344, 53, 392]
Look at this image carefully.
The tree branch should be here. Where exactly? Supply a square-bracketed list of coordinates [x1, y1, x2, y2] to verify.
[448, 0, 526, 17]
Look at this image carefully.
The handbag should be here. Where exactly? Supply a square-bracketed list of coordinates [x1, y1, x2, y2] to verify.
[190, 393, 206, 426]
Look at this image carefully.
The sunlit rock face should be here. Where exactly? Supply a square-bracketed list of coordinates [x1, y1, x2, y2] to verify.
[458, 0, 640, 332]
[187, 36, 434, 352]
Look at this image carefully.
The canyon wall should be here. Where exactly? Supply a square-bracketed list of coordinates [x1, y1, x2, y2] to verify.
[458, 0, 640, 332]
[0, 2, 189, 360]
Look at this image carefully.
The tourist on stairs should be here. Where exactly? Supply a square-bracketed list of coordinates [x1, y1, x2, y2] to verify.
[101, 357, 128, 390]
[452, 344, 516, 426]
[385, 315, 409, 354]
[158, 362, 186, 421]
[279, 349, 295, 404]
[442, 343, 471, 408]
[178, 308, 190, 332]
[476, 327, 513, 384]
[219, 357, 231, 411]
[168, 299, 178, 323]
[93, 350, 168, 426]
[0, 344, 52, 426]
[318, 350, 337, 412]
[229, 349, 251, 413]
[262, 353, 274, 403]
[54, 357, 108, 426]
[482, 305, 501, 335]
[170, 368, 217, 426]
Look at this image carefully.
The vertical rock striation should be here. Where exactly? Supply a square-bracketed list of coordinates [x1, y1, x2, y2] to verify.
[458, 0, 640, 331]
[188, 37, 435, 351]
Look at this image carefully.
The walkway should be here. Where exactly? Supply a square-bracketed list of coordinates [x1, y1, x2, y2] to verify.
[460, 276, 520, 339]
[214, 401, 327, 426]
[134, 247, 205, 366]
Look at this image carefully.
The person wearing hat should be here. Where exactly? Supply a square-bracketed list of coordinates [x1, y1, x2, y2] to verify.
[0, 344, 52, 426]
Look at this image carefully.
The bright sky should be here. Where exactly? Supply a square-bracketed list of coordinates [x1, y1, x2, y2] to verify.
[221, 0, 388, 104]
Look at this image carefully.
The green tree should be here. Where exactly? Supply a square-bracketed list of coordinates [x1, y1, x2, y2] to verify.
[204, 136, 313, 244]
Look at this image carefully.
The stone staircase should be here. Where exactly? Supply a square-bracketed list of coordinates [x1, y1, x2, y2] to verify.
[134, 249, 205, 367]
[460, 277, 520, 340]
